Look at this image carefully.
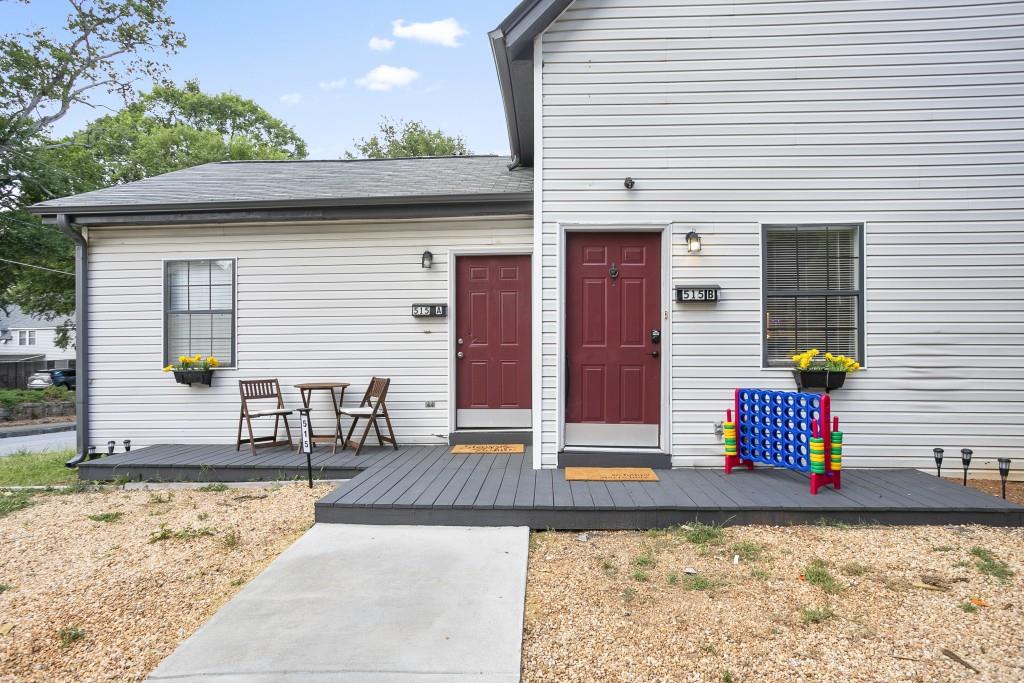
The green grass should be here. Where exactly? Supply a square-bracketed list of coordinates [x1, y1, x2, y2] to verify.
[667, 572, 679, 585]
[959, 601, 979, 613]
[622, 587, 637, 602]
[631, 569, 650, 582]
[729, 541, 764, 562]
[58, 625, 86, 647]
[0, 386, 73, 409]
[0, 490, 34, 519]
[632, 553, 656, 568]
[721, 670, 735, 683]
[87, 511, 123, 523]
[681, 522, 725, 546]
[148, 523, 217, 543]
[805, 559, 844, 595]
[682, 575, 716, 591]
[969, 546, 1014, 582]
[800, 606, 835, 624]
[221, 530, 240, 549]
[197, 483, 229, 492]
[0, 448, 78, 486]
[0, 583, 10, 593]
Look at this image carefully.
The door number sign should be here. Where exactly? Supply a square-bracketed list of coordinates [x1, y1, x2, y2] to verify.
[675, 285, 721, 303]
[412, 304, 448, 317]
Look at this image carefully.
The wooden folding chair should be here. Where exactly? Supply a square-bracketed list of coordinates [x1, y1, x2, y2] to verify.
[333, 376, 398, 456]
[236, 379, 294, 456]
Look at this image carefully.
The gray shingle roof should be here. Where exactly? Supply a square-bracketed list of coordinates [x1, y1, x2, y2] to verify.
[30, 155, 533, 215]
[0, 306, 73, 330]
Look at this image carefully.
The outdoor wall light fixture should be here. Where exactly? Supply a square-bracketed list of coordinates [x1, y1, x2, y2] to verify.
[624, 176, 635, 189]
[998, 457, 1011, 499]
[961, 448, 973, 486]
[107, 440, 116, 456]
[421, 250, 434, 269]
[123, 439, 132, 452]
[933, 447, 944, 478]
[686, 230, 702, 254]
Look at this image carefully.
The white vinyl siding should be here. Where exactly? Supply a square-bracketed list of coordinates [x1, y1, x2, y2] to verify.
[86, 216, 532, 447]
[539, 0, 1024, 469]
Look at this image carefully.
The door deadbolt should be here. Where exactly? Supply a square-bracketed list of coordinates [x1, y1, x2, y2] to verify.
[457, 351, 464, 359]
[457, 338, 464, 345]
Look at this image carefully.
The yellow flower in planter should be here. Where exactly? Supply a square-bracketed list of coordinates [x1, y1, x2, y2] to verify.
[178, 355, 188, 364]
[207, 356, 220, 368]
[162, 365, 173, 372]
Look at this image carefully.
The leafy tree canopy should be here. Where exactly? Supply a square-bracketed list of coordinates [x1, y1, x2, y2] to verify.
[346, 118, 469, 159]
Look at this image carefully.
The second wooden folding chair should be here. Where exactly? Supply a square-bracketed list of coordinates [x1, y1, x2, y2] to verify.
[236, 378, 294, 456]
[333, 376, 398, 455]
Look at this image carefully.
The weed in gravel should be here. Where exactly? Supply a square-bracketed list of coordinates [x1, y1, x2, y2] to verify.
[197, 512, 209, 521]
[699, 643, 717, 655]
[198, 483, 229, 492]
[0, 583, 9, 593]
[800, 606, 835, 624]
[0, 491, 33, 519]
[87, 511, 123, 523]
[230, 578, 245, 586]
[805, 558, 844, 594]
[729, 541, 763, 562]
[682, 575, 716, 591]
[633, 553, 656, 568]
[721, 670, 735, 683]
[600, 558, 617, 577]
[147, 491, 173, 505]
[969, 546, 1013, 582]
[959, 601, 979, 613]
[840, 562, 870, 576]
[148, 523, 216, 543]
[631, 569, 650, 582]
[221, 530, 240, 549]
[58, 626, 86, 647]
[667, 572, 679, 585]
[622, 587, 637, 602]
[681, 522, 724, 546]
[932, 545, 956, 552]
[815, 517, 852, 529]
[750, 568, 771, 581]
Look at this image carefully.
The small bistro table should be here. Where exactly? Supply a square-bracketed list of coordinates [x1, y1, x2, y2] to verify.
[293, 382, 350, 445]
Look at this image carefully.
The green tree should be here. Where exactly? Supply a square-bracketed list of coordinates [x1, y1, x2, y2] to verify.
[346, 118, 469, 159]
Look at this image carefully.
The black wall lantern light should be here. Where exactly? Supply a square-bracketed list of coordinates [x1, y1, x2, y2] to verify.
[686, 230, 702, 254]
[961, 448, 973, 486]
[933, 447, 944, 478]
[421, 250, 434, 269]
[998, 458, 1011, 499]
[624, 176, 635, 189]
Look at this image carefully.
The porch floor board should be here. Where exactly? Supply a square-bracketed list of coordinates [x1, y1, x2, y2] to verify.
[77, 444, 1024, 527]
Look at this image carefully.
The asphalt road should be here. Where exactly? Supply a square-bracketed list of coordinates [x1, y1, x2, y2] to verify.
[0, 430, 76, 457]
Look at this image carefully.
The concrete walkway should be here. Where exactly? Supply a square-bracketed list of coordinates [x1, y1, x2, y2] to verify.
[147, 524, 530, 682]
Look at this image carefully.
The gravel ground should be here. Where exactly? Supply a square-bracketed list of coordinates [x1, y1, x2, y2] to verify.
[523, 523, 1024, 682]
[0, 484, 329, 682]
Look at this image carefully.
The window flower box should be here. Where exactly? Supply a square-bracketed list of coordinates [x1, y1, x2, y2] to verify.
[790, 349, 859, 393]
[164, 355, 220, 386]
[792, 369, 847, 392]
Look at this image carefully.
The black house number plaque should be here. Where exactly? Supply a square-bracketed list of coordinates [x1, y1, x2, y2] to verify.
[675, 285, 721, 303]
[412, 304, 448, 318]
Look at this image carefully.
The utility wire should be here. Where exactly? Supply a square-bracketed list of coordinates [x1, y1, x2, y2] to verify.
[0, 257, 73, 276]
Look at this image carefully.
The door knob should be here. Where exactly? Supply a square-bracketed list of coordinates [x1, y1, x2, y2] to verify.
[650, 350, 659, 358]
[457, 351, 464, 359]
[457, 338, 464, 345]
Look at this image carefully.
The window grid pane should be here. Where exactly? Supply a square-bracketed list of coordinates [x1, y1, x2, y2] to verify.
[763, 224, 862, 366]
[165, 260, 234, 366]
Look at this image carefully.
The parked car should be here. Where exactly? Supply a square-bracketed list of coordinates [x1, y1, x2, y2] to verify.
[27, 368, 76, 390]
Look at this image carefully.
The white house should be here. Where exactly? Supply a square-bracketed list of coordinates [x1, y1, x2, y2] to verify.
[0, 306, 75, 365]
[30, 0, 1024, 472]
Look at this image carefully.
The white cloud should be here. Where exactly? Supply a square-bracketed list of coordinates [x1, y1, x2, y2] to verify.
[368, 36, 395, 51]
[392, 18, 466, 48]
[318, 79, 347, 91]
[279, 93, 303, 105]
[356, 65, 420, 91]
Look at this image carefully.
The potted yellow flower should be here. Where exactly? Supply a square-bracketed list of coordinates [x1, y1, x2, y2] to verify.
[791, 349, 860, 392]
[163, 354, 220, 386]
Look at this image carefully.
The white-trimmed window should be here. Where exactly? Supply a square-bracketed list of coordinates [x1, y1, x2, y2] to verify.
[18, 330, 35, 345]
[164, 259, 235, 366]
[763, 224, 864, 367]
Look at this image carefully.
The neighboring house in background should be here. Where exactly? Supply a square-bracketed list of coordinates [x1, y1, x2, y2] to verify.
[28, 0, 1024, 472]
[0, 306, 76, 366]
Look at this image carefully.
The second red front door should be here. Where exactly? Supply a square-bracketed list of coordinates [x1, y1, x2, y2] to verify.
[565, 232, 661, 448]
[455, 254, 532, 428]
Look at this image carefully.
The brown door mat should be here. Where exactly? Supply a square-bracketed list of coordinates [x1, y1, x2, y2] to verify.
[451, 444, 525, 455]
[564, 467, 660, 481]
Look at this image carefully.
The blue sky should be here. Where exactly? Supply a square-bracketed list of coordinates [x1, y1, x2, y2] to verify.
[4, 1, 520, 159]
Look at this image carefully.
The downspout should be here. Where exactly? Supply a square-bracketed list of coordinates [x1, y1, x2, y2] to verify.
[56, 214, 89, 463]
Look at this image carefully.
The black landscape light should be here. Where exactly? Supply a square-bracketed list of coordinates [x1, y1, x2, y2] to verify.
[421, 250, 434, 269]
[87, 445, 97, 460]
[961, 448, 973, 486]
[998, 458, 1011, 500]
[123, 439, 131, 452]
[107, 440, 116, 456]
[933, 448, 944, 478]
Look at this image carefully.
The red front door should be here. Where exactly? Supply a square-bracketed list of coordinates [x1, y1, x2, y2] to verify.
[566, 232, 661, 447]
[455, 255, 532, 428]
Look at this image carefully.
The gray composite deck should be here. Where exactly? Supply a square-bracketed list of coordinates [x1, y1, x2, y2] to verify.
[78, 444, 1024, 527]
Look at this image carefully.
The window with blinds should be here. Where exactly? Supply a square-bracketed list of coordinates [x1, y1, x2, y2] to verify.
[763, 224, 863, 367]
[164, 259, 235, 366]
